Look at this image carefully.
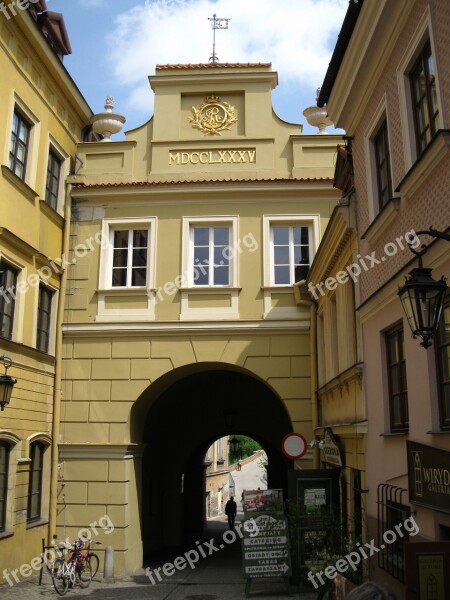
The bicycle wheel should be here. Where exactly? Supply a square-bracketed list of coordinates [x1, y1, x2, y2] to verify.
[87, 553, 100, 578]
[51, 558, 69, 596]
[76, 558, 93, 588]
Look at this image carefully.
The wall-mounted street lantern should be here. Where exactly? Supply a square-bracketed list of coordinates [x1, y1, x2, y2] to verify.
[398, 228, 449, 349]
[309, 439, 325, 450]
[0, 356, 17, 411]
[228, 436, 241, 453]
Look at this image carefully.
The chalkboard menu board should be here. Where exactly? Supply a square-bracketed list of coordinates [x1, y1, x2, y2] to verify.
[242, 489, 291, 596]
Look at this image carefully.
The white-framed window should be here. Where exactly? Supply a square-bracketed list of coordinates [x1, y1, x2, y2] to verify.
[0, 431, 21, 536]
[397, 9, 444, 170]
[111, 229, 148, 288]
[0, 260, 18, 340]
[192, 225, 230, 286]
[25, 433, 51, 526]
[0, 253, 27, 344]
[98, 218, 157, 291]
[263, 215, 318, 287]
[34, 281, 58, 355]
[44, 136, 69, 214]
[5, 94, 40, 189]
[9, 110, 31, 181]
[271, 224, 310, 285]
[182, 216, 239, 288]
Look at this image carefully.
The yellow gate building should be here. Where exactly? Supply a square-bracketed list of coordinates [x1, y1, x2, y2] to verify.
[60, 62, 341, 574]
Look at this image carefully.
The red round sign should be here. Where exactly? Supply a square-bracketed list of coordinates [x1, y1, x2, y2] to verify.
[281, 433, 307, 459]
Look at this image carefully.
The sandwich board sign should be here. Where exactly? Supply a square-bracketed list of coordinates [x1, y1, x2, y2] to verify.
[242, 489, 292, 596]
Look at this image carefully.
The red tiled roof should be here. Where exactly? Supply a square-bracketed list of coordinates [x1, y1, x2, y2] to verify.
[155, 62, 272, 70]
[72, 178, 333, 190]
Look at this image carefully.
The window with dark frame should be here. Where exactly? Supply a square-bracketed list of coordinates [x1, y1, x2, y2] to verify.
[384, 500, 410, 582]
[386, 325, 409, 432]
[410, 43, 439, 156]
[0, 442, 9, 533]
[436, 296, 450, 430]
[37, 285, 53, 353]
[27, 442, 44, 523]
[111, 229, 148, 287]
[9, 110, 31, 180]
[45, 150, 62, 210]
[0, 261, 18, 340]
[374, 120, 393, 210]
[377, 484, 410, 583]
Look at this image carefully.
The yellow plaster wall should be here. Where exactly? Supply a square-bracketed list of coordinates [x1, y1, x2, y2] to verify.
[0, 10, 90, 584]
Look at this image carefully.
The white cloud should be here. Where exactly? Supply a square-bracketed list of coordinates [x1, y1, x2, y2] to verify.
[107, 0, 347, 118]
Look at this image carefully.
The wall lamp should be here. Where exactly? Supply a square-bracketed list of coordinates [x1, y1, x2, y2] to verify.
[309, 439, 325, 450]
[398, 227, 449, 349]
[0, 355, 17, 411]
[228, 436, 241, 453]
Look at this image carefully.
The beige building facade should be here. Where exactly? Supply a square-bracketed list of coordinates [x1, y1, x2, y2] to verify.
[319, 0, 450, 597]
[59, 62, 342, 574]
[205, 436, 230, 518]
[0, 1, 91, 584]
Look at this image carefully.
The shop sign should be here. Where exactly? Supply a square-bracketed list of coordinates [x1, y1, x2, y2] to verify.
[321, 428, 343, 467]
[242, 489, 291, 581]
[407, 440, 450, 514]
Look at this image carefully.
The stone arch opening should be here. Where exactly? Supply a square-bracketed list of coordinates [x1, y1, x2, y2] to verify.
[130, 362, 294, 559]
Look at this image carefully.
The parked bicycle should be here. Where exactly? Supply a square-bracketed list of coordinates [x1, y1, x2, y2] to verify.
[79, 536, 100, 580]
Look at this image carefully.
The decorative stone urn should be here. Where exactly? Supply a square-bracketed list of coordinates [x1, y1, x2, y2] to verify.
[91, 97, 126, 141]
[302, 87, 334, 134]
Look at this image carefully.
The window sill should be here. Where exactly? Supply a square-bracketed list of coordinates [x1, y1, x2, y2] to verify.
[96, 287, 154, 295]
[0, 530, 14, 540]
[395, 129, 450, 198]
[261, 285, 293, 291]
[380, 431, 409, 437]
[179, 287, 241, 293]
[362, 196, 400, 245]
[39, 199, 64, 227]
[26, 518, 49, 530]
[1, 165, 39, 203]
[426, 430, 450, 435]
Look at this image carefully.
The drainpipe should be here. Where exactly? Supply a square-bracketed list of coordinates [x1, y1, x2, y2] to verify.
[48, 178, 73, 543]
[293, 282, 319, 468]
[309, 300, 319, 469]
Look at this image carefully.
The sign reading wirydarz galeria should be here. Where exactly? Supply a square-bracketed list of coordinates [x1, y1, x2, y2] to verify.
[407, 440, 450, 514]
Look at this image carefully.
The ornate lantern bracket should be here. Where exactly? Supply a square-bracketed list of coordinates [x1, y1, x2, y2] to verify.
[0, 355, 17, 411]
[398, 228, 450, 349]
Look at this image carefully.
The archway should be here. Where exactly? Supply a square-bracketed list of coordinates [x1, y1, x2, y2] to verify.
[130, 363, 294, 559]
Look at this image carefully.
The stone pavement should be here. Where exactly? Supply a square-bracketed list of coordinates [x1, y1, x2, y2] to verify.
[0, 518, 318, 600]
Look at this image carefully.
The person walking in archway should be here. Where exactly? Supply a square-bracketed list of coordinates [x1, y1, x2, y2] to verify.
[225, 496, 237, 529]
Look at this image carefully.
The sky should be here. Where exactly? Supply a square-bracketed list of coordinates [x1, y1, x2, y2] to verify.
[47, 0, 348, 137]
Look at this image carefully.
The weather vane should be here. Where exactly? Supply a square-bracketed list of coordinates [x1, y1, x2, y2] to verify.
[208, 13, 230, 63]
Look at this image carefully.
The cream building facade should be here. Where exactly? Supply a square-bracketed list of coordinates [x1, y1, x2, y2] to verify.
[306, 159, 366, 568]
[318, 0, 450, 597]
[59, 62, 342, 574]
[205, 436, 230, 518]
[0, 1, 91, 584]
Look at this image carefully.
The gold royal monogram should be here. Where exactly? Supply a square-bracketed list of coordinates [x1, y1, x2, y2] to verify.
[190, 95, 237, 136]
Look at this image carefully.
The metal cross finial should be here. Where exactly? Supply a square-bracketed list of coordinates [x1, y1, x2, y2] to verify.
[208, 13, 230, 63]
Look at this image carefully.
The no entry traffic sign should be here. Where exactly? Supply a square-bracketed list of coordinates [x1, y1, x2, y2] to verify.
[281, 433, 307, 459]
